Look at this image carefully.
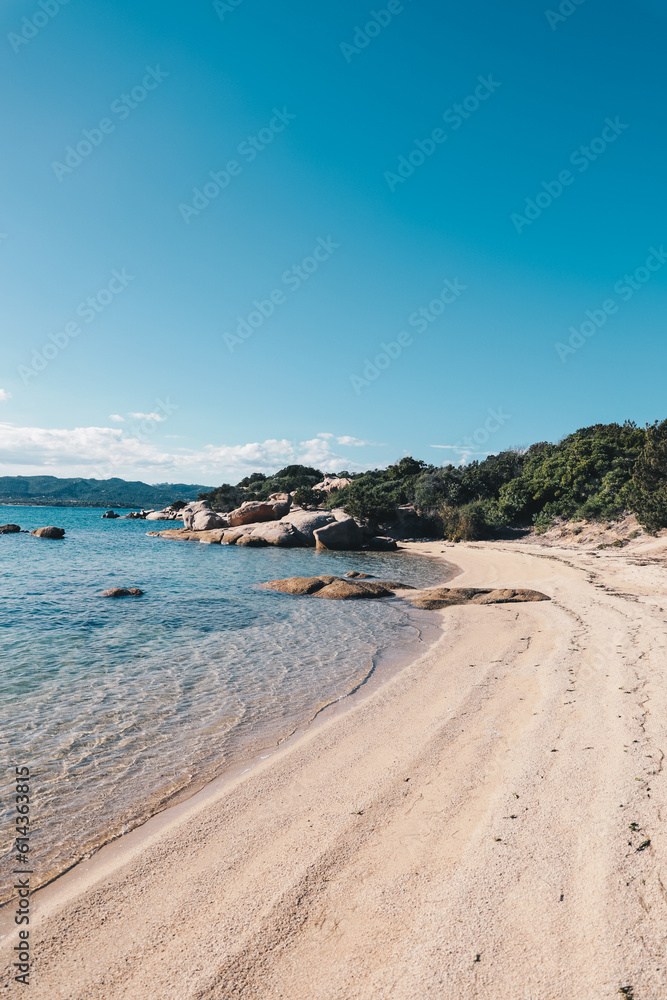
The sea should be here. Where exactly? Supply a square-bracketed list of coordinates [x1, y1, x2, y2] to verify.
[0, 506, 453, 900]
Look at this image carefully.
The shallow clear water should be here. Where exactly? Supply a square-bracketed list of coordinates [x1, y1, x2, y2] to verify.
[0, 506, 452, 898]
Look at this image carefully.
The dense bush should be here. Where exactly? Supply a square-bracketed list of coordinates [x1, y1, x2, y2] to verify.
[199, 421, 667, 538]
[630, 420, 667, 534]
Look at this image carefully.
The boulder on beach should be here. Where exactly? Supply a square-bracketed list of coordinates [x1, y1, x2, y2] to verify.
[31, 527, 65, 539]
[102, 587, 144, 597]
[181, 501, 227, 531]
[408, 587, 550, 610]
[0, 524, 21, 534]
[313, 516, 362, 551]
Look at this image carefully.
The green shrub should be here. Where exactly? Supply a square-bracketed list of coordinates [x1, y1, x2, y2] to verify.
[630, 420, 667, 533]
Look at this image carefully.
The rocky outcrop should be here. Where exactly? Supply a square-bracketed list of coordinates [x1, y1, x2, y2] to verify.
[124, 510, 152, 519]
[227, 497, 290, 527]
[0, 524, 20, 533]
[408, 587, 550, 610]
[313, 515, 363, 551]
[344, 571, 373, 578]
[147, 528, 226, 543]
[102, 510, 120, 519]
[281, 511, 335, 544]
[313, 476, 352, 494]
[236, 533, 268, 547]
[248, 521, 305, 547]
[260, 575, 409, 599]
[101, 587, 144, 597]
[181, 501, 227, 531]
[31, 527, 65, 539]
[145, 506, 184, 521]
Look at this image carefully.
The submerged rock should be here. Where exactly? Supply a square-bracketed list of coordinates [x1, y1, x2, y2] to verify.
[31, 526, 65, 539]
[260, 576, 338, 595]
[0, 524, 20, 533]
[260, 575, 409, 599]
[102, 587, 144, 597]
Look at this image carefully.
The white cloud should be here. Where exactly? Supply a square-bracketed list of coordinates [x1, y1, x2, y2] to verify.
[336, 435, 382, 447]
[0, 389, 12, 402]
[0, 424, 376, 482]
[128, 412, 166, 422]
[109, 414, 125, 422]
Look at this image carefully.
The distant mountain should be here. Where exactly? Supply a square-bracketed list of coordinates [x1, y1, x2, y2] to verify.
[0, 476, 213, 509]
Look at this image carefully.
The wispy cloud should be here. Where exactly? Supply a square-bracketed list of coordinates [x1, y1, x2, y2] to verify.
[109, 414, 125, 422]
[0, 389, 12, 402]
[128, 412, 166, 422]
[0, 424, 377, 481]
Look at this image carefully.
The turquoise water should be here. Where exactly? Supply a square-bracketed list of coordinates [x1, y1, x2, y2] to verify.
[0, 506, 452, 897]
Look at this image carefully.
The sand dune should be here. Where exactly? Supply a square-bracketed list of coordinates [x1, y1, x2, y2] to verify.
[4, 539, 667, 999]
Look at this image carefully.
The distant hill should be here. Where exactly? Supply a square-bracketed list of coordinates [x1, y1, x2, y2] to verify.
[0, 476, 213, 509]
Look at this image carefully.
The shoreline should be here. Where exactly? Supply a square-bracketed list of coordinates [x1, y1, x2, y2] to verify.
[0, 546, 457, 920]
[6, 538, 667, 998]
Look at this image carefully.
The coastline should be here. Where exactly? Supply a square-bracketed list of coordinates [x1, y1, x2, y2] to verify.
[6, 538, 667, 998]
[0, 545, 456, 912]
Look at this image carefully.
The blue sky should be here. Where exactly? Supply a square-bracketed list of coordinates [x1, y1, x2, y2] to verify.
[0, 0, 665, 484]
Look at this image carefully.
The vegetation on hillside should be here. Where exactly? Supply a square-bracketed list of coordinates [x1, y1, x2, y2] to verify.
[198, 422, 667, 540]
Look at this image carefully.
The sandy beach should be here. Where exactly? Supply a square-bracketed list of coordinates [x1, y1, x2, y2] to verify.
[4, 537, 667, 999]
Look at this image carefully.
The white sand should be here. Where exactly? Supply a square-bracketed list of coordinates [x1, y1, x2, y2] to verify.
[4, 539, 667, 998]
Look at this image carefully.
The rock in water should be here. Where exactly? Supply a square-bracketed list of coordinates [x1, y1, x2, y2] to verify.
[367, 536, 398, 551]
[280, 511, 335, 545]
[181, 501, 227, 531]
[235, 534, 268, 547]
[102, 588, 144, 597]
[315, 579, 394, 599]
[0, 524, 21, 533]
[31, 527, 65, 539]
[247, 521, 305, 547]
[260, 576, 338, 595]
[260, 576, 405, 599]
[313, 516, 362, 550]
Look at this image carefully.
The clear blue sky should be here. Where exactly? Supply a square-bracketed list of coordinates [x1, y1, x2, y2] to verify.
[1, 0, 665, 483]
